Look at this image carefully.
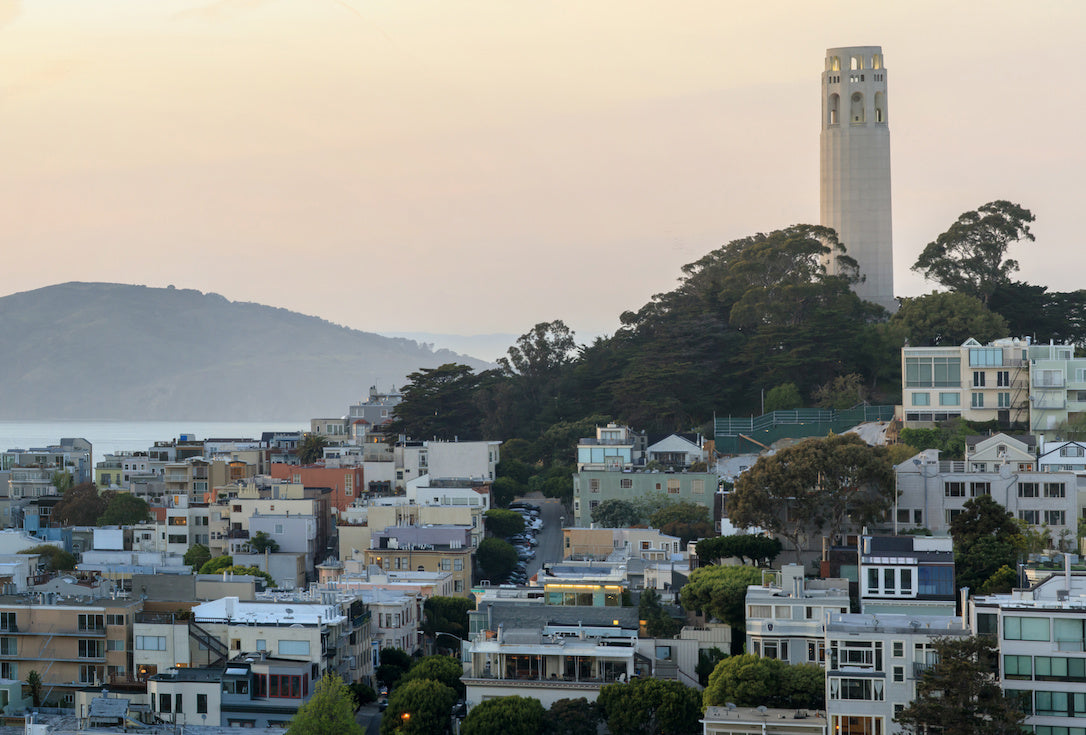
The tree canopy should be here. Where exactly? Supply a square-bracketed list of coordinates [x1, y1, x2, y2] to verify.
[388, 363, 491, 440]
[286, 673, 364, 735]
[19, 544, 76, 571]
[422, 596, 474, 641]
[476, 538, 517, 581]
[679, 564, 763, 648]
[703, 654, 824, 710]
[695, 535, 782, 567]
[297, 433, 329, 465]
[460, 695, 546, 735]
[484, 509, 525, 538]
[399, 655, 465, 697]
[379, 677, 457, 735]
[544, 697, 600, 735]
[198, 555, 233, 574]
[183, 544, 212, 570]
[250, 531, 280, 553]
[950, 496, 1024, 593]
[591, 499, 640, 528]
[596, 677, 701, 735]
[895, 636, 1024, 734]
[912, 200, 1035, 305]
[890, 291, 1009, 346]
[51, 483, 106, 526]
[638, 587, 680, 638]
[98, 492, 151, 526]
[727, 434, 894, 560]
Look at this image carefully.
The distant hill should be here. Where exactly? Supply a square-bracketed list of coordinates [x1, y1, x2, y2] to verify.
[0, 282, 490, 421]
[379, 332, 517, 363]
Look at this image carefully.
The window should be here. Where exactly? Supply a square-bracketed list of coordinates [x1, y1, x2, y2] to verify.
[278, 640, 310, 656]
[912, 392, 930, 406]
[998, 392, 1012, 408]
[136, 636, 166, 651]
[1046, 510, 1067, 526]
[900, 568, 913, 594]
[0, 638, 15, 656]
[997, 370, 1010, 387]
[692, 479, 705, 494]
[589, 479, 600, 493]
[1061, 445, 1085, 458]
[918, 566, 954, 596]
[905, 356, 960, 388]
[939, 392, 960, 406]
[1045, 482, 1066, 498]
[453, 558, 463, 571]
[1003, 654, 1032, 679]
[973, 371, 986, 387]
[1020, 510, 1040, 524]
[892, 641, 904, 657]
[1036, 656, 1086, 681]
[106, 614, 125, 626]
[971, 392, 984, 408]
[197, 693, 208, 714]
[256, 639, 266, 651]
[892, 665, 904, 682]
[747, 605, 772, 619]
[1018, 482, 1040, 498]
[78, 614, 104, 631]
[667, 479, 681, 494]
[175, 694, 182, 713]
[970, 482, 991, 497]
[944, 482, 965, 497]
[619, 478, 632, 489]
[969, 348, 1003, 367]
[1005, 616, 1050, 641]
[159, 693, 172, 713]
[78, 640, 103, 658]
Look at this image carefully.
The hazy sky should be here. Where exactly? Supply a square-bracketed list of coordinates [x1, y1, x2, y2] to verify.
[3, 1, 1084, 339]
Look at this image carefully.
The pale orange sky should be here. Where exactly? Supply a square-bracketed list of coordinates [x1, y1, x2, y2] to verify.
[2, 1, 1083, 337]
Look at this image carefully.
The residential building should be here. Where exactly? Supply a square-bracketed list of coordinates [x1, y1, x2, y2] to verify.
[824, 613, 970, 735]
[1, 438, 93, 484]
[901, 337, 1031, 427]
[562, 527, 683, 562]
[972, 572, 1086, 731]
[365, 525, 473, 596]
[347, 386, 402, 432]
[894, 444, 1077, 541]
[1038, 439, 1086, 474]
[645, 433, 708, 469]
[1029, 341, 1086, 438]
[858, 535, 956, 616]
[745, 565, 850, 666]
[572, 470, 716, 527]
[0, 595, 142, 701]
[268, 462, 363, 513]
[703, 706, 828, 735]
[576, 423, 645, 471]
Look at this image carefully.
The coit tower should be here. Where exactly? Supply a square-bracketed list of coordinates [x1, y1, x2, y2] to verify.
[820, 45, 895, 311]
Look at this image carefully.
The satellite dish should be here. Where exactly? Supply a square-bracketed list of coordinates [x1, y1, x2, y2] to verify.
[757, 706, 768, 715]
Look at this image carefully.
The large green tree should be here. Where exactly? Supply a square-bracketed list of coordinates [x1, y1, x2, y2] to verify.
[388, 363, 490, 440]
[912, 200, 1035, 305]
[702, 654, 824, 710]
[19, 544, 75, 571]
[399, 655, 465, 697]
[460, 695, 546, 735]
[545, 697, 599, 735]
[183, 544, 212, 571]
[376, 647, 412, 689]
[422, 596, 474, 641]
[51, 482, 106, 526]
[484, 509, 525, 538]
[895, 636, 1024, 734]
[679, 565, 762, 652]
[727, 434, 894, 560]
[890, 291, 1009, 346]
[98, 492, 151, 526]
[950, 496, 1024, 593]
[596, 677, 701, 735]
[379, 678, 457, 735]
[591, 499, 640, 528]
[250, 531, 280, 553]
[695, 535, 782, 567]
[638, 587, 680, 638]
[286, 673, 364, 735]
[476, 538, 517, 581]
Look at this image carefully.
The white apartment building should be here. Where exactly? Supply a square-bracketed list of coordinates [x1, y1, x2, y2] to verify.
[745, 565, 850, 667]
[895, 442, 1077, 542]
[972, 571, 1086, 731]
[1029, 342, 1086, 439]
[825, 613, 970, 735]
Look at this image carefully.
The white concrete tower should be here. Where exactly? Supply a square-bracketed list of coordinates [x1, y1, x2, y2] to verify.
[820, 46, 895, 311]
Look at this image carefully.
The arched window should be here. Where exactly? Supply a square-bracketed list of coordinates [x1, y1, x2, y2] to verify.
[851, 55, 863, 71]
[828, 93, 840, 125]
[850, 92, 865, 123]
[874, 91, 886, 123]
[872, 54, 882, 69]
[831, 56, 841, 72]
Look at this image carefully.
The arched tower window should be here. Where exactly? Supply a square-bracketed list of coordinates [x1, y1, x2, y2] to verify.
[874, 91, 886, 123]
[828, 93, 840, 125]
[850, 92, 865, 123]
[851, 55, 863, 71]
[872, 54, 882, 69]
[831, 56, 841, 72]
